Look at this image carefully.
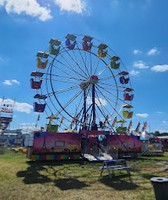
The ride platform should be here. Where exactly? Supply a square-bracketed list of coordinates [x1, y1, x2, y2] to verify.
[83, 153, 113, 162]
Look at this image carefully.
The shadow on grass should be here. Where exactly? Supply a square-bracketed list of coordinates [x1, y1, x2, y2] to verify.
[100, 175, 139, 190]
[17, 161, 52, 184]
[0, 147, 4, 155]
[17, 160, 140, 191]
[54, 178, 89, 190]
[16, 160, 87, 189]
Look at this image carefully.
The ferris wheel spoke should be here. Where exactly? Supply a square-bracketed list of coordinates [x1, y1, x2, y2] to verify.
[92, 56, 102, 75]
[56, 54, 87, 80]
[45, 84, 61, 116]
[95, 85, 123, 117]
[51, 64, 86, 82]
[100, 75, 116, 82]
[77, 86, 91, 122]
[99, 82, 125, 94]
[87, 54, 93, 76]
[73, 45, 90, 77]
[51, 77, 81, 85]
[96, 93, 123, 121]
[95, 105, 113, 128]
[54, 85, 79, 95]
[61, 46, 89, 78]
[97, 64, 110, 77]
[95, 100, 109, 120]
[70, 89, 84, 121]
[98, 81, 117, 91]
[75, 44, 89, 77]
[96, 84, 119, 103]
[83, 51, 91, 76]
[55, 90, 83, 116]
[55, 106, 73, 122]
[71, 49, 89, 77]
[44, 93, 66, 122]
[94, 90, 113, 120]
[98, 83, 132, 106]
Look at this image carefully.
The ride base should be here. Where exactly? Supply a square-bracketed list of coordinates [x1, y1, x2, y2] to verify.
[29, 152, 81, 161]
[27, 130, 142, 161]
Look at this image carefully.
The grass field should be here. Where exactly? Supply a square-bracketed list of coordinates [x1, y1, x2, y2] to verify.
[0, 149, 168, 200]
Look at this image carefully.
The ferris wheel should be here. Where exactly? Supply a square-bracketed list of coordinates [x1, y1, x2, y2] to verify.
[30, 34, 134, 132]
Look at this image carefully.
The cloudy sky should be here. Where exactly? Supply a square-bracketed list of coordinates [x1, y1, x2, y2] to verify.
[0, 0, 168, 132]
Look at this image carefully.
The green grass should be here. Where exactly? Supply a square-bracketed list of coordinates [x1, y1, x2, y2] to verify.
[0, 149, 168, 200]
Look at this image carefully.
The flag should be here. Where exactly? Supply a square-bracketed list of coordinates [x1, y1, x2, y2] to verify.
[112, 116, 117, 127]
[135, 122, 140, 132]
[70, 119, 75, 128]
[142, 122, 147, 132]
[83, 114, 89, 125]
[35, 114, 40, 127]
[37, 114, 40, 121]
[104, 115, 109, 125]
[128, 120, 132, 131]
[60, 116, 64, 123]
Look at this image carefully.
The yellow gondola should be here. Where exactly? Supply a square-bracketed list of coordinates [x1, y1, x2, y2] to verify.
[97, 43, 108, 58]
[122, 110, 133, 118]
[98, 49, 108, 58]
[37, 58, 48, 69]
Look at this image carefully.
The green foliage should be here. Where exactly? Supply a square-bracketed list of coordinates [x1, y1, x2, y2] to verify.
[151, 131, 168, 136]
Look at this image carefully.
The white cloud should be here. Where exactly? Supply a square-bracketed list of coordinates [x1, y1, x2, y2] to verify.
[19, 123, 38, 132]
[133, 60, 149, 69]
[129, 70, 140, 76]
[151, 64, 168, 72]
[53, 0, 86, 13]
[147, 47, 160, 56]
[3, 79, 20, 85]
[0, 0, 52, 21]
[0, 0, 87, 21]
[136, 113, 149, 118]
[156, 111, 163, 114]
[11, 79, 20, 84]
[0, 0, 5, 5]
[111, 0, 151, 10]
[0, 98, 32, 113]
[133, 49, 142, 55]
[15, 101, 33, 113]
[87, 96, 107, 107]
[0, 98, 14, 104]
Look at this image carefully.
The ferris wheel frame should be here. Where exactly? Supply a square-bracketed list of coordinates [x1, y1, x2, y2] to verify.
[31, 34, 134, 132]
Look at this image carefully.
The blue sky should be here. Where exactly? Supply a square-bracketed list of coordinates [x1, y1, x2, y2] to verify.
[0, 0, 168, 133]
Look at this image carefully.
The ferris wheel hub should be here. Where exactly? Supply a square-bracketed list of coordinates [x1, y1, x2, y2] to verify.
[80, 75, 99, 90]
[89, 75, 99, 84]
[79, 81, 89, 90]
